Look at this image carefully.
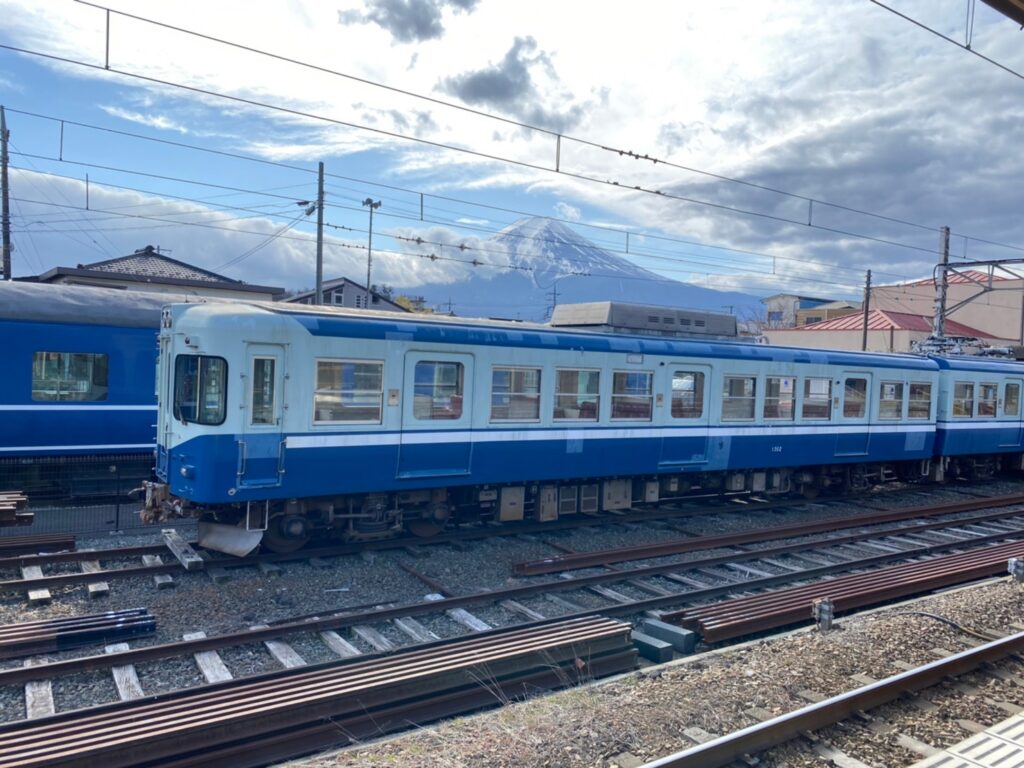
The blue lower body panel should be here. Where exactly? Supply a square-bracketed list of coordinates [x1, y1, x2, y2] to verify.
[166, 425, 937, 504]
[0, 409, 156, 456]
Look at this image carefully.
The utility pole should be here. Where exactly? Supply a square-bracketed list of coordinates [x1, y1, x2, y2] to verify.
[362, 198, 381, 306]
[861, 270, 871, 351]
[314, 162, 324, 305]
[933, 226, 951, 340]
[1, 106, 11, 281]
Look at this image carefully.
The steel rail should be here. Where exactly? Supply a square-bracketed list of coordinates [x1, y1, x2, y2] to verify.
[0, 617, 635, 767]
[2, 516, 1022, 688]
[641, 628, 1024, 768]
[667, 540, 1024, 641]
[0, 489, 978, 592]
[514, 493, 1024, 574]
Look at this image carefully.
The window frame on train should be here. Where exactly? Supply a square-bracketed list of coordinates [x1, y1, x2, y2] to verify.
[721, 375, 757, 422]
[31, 351, 109, 402]
[313, 358, 385, 425]
[908, 382, 932, 420]
[878, 381, 904, 420]
[978, 382, 998, 417]
[412, 360, 465, 421]
[801, 377, 832, 420]
[490, 366, 541, 422]
[553, 368, 600, 421]
[611, 370, 654, 421]
[843, 377, 868, 419]
[1006, 382, 1021, 417]
[670, 370, 705, 419]
[953, 381, 974, 418]
[172, 354, 227, 426]
[763, 376, 795, 421]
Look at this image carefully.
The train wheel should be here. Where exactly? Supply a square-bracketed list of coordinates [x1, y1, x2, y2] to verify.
[800, 484, 820, 500]
[263, 514, 311, 553]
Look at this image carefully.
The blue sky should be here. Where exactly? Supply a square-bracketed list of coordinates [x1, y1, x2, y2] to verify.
[1, 0, 1023, 308]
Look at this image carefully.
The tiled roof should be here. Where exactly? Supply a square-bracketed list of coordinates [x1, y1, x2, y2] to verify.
[902, 269, 1011, 287]
[778, 309, 1012, 339]
[81, 247, 240, 284]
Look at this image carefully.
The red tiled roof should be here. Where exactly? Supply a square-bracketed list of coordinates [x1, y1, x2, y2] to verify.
[776, 310, 1013, 339]
[902, 269, 1011, 287]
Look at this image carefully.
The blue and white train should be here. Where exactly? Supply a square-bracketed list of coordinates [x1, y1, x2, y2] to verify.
[143, 301, 1024, 554]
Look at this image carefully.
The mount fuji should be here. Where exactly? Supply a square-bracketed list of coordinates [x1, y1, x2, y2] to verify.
[410, 217, 763, 321]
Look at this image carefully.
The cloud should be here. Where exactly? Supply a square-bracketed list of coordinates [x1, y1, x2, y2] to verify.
[439, 36, 590, 132]
[338, 0, 479, 44]
[554, 202, 580, 221]
[99, 106, 190, 134]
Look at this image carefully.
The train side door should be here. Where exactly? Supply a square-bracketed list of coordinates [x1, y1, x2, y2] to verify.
[397, 352, 474, 478]
[999, 379, 1023, 448]
[237, 343, 286, 488]
[835, 372, 872, 456]
[659, 364, 711, 467]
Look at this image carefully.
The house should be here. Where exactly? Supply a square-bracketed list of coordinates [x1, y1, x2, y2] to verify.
[764, 309, 1014, 353]
[794, 300, 860, 326]
[25, 245, 285, 301]
[871, 270, 1024, 344]
[284, 277, 409, 312]
[760, 294, 837, 328]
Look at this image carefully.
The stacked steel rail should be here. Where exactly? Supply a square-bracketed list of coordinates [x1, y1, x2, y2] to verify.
[0, 532, 75, 556]
[513, 492, 1024, 575]
[665, 540, 1024, 641]
[0, 609, 155, 659]
[0, 491, 32, 527]
[0, 616, 635, 768]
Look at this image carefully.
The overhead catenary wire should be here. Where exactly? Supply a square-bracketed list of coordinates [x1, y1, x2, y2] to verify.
[6, 157, 901, 286]
[0, 39, 1002, 264]
[67, 0, 1006, 243]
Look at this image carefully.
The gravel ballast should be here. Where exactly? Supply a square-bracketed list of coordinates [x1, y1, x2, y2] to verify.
[291, 577, 1024, 768]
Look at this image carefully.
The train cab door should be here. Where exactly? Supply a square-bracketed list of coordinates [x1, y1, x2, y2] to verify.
[835, 372, 872, 457]
[397, 352, 474, 478]
[237, 343, 286, 488]
[659, 365, 711, 468]
[999, 379, 1023, 448]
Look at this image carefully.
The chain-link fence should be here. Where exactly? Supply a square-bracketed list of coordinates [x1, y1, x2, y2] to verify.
[0, 454, 190, 536]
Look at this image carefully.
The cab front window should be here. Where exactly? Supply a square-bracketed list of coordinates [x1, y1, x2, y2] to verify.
[173, 355, 227, 425]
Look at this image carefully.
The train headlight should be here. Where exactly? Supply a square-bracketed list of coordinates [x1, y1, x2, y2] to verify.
[179, 465, 194, 479]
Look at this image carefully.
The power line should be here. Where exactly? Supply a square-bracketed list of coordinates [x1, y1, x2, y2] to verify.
[5, 132, 917, 282]
[868, 0, 1024, 84]
[0, 41, 981, 262]
[69, 1, 983, 241]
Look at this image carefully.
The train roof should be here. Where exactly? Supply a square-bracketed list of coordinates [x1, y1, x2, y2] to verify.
[177, 301, 939, 371]
[0, 282, 221, 328]
[930, 356, 1024, 373]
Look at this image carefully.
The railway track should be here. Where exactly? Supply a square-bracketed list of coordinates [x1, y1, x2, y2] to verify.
[0, 485, 1002, 602]
[0, 617, 637, 767]
[3, 489, 1024, 722]
[640, 626, 1024, 768]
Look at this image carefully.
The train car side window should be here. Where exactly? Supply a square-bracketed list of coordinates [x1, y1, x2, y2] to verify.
[1006, 383, 1021, 417]
[721, 376, 756, 421]
[32, 352, 109, 402]
[801, 378, 831, 420]
[878, 382, 904, 419]
[843, 378, 867, 418]
[314, 360, 384, 424]
[173, 354, 227, 425]
[908, 383, 932, 419]
[491, 367, 541, 421]
[413, 361, 463, 420]
[978, 383, 998, 417]
[554, 369, 600, 421]
[251, 357, 276, 425]
[611, 371, 653, 421]
[763, 376, 794, 420]
[671, 371, 704, 418]
[952, 382, 974, 417]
